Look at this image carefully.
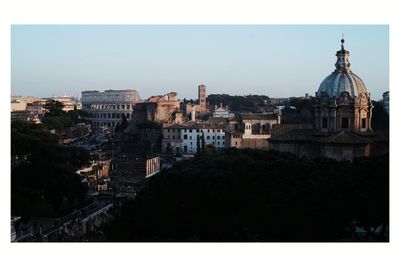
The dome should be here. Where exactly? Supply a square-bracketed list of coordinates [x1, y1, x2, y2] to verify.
[317, 39, 369, 98]
[318, 71, 368, 98]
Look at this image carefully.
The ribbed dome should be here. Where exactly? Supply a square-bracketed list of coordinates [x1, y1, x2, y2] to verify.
[318, 70, 368, 98]
[317, 39, 369, 98]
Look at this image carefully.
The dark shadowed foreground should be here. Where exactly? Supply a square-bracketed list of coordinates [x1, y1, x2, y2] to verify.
[104, 149, 389, 242]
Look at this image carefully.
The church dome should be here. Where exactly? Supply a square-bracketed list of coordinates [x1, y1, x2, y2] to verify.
[317, 39, 369, 98]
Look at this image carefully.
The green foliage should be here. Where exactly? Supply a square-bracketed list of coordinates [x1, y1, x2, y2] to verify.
[44, 100, 65, 117]
[105, 149, 389, 241]
[115, 114, 129, 133]
[207, 94, 270, 112]
[11, 121, 89, 220]
[42, 116, 75, 131]
[11, 120, 59, 156]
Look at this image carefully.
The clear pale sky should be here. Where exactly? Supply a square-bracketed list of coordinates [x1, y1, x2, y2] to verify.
[11, 25, 389, 100]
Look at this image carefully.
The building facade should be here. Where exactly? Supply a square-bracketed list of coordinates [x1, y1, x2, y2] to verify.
[225, 112, 280, 149]
[162, 122, 226, 155]
[133, 92, 180, 123]
[82, 89, 141, 128]
[212, 103, 235, 118]
[26, 100, 47, 118]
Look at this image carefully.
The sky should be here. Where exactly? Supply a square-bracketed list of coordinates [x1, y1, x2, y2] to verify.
[11, 25, 389, 100]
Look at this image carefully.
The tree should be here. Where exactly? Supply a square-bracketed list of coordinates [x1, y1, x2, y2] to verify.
[11, 121, 89, 220]
[44, 100, 65, 117]
[42, 116, 75, 131]
[120, 114, 128, 131]
[201, 132, 206, 153]
[104, 149, 389, 241]
[196, 135, 201, 157]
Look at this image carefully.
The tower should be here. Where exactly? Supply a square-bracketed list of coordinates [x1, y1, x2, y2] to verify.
[198, 84, 206, 112]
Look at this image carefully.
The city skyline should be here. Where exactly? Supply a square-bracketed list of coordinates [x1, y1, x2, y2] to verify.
[11, 25, 388, 100]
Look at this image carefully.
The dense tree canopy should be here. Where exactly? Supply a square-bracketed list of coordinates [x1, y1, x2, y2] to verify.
[44, 100, 65, 117]
[105, 149, 388, 241]
[11, 121, 89, 220]
[207, 94, 270, 112]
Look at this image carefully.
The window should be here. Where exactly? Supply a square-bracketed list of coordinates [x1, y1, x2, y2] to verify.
[217, 136, 220, 139]
[362, 118, 367, 128]
[189, 129, 192, 133]
[207, 136, 210, 140]
[190, 136, 192, 140]
[341, 117, 349, 129]
[217, 141, 220, 145]
[121, 105, 125, 109]
[168, 129, 170, 132]
[235, 141, 238, 146]
[212, 136, 215, 139]
[322, 117, 328, 128]
[184, 135, 188, 139]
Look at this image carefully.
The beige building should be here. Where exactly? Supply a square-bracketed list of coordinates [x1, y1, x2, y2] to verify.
[11, 96, 38, 111]
[133, 92, 180, 123]
[26, 99, 47, 118]
[225, 112, 281, 150]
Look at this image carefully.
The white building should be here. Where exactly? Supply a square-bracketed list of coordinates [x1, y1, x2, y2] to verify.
[82, 89, 141, 128]
[162, 122, 226, 155]
[212, 103, 235, 118]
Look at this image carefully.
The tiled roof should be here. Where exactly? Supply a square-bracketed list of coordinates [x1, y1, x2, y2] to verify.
[270, 129, 376, 144]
